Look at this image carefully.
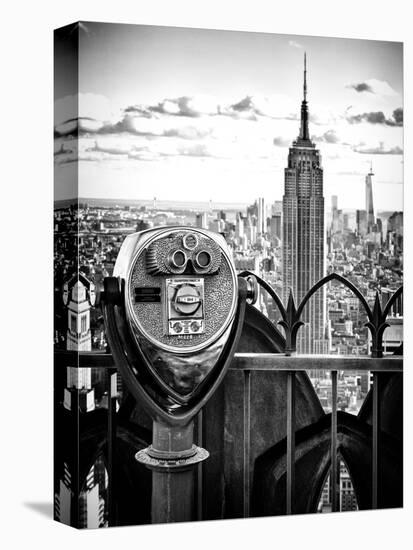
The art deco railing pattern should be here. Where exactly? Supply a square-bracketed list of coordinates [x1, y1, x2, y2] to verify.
[238, 271, 403, 514]
[54, 273, 403, 525]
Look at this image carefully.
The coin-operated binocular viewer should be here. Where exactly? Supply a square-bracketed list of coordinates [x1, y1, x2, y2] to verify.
[102, 226, 257, 523]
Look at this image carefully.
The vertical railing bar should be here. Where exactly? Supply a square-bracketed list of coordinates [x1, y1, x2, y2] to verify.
[107, 368, 116, 526]
[372, 371, 379, 509]
[331, 370, 338, 512]
[286, 370, 296, 515]
[196, 409, 204, 521]
[243, 369, 251, 518]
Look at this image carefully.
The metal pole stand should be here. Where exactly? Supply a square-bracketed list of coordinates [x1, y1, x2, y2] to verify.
[136, 420, 209, 523]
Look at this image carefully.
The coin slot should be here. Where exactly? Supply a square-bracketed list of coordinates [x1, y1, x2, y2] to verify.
[183, 233, 198, 250]
[134, 287, 161, 303]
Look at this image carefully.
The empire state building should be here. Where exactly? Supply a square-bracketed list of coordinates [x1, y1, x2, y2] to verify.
[282, 54, 329, 354]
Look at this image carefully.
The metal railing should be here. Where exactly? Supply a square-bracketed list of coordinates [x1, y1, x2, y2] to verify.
[54, 349, 403, 521]
[54, 273, 403, 522]
[234, 271, 403, 514]
[232, 353, 402, 514]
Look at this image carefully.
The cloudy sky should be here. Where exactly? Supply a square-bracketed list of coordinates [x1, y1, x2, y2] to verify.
[54, 22, 403, 211]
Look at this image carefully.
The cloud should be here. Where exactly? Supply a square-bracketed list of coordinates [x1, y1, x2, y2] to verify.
[227, 95, 297, 121]
[177, 143, 212, 157]
[288, 40, 303, 49]
[349, 82, 373, 93]
[353, 142, 403, 155]
[127, 149, 162, 162]
[54, 90, 403, 168]
[346, 108, 403, 126]
[163, 126, 213, 140]
[54, 141, 77, 165]
[98, 114, 214, 141]
[347, 111, 386, 124]
[273, 136, 290, 147]
[346, 79, 398, 97]
[54, 143, 74, 156]
[54, 93, 121, 136]
[54, 93, 301, 141]
[393, 107, 403, 125]
[150, 95, 220, 117]
[107, 114, 166, 137]
[313, 129, 340, 144]
[55, 118, 78, 136]
[230, 96, 250, 114]
[55, 116, 107, 136]
[85, 140, 130, 155]
[124, 104, 155, 118]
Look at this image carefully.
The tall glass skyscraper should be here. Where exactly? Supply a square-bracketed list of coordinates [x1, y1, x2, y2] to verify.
[282, 54, 328, 354]
[365, 163, 375, 233]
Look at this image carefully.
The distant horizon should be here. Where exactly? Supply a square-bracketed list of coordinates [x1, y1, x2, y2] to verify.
[54, 196, 402, 217]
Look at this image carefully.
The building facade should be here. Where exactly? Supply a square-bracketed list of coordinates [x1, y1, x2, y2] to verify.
[282, 54, 328, 354]
[257, 197, 266, 236]
[63, 274, 96, 412]
[365, 164, 375, 233]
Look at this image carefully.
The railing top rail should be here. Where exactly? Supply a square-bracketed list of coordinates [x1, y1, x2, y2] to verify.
[233, 353, 402, 372]
[54, 349, 403, 373]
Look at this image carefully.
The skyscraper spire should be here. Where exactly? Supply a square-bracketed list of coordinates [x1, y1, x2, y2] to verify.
[283, 53, 327, 354]
[299, 52, 310, 141]
[303, 51, 307, 102]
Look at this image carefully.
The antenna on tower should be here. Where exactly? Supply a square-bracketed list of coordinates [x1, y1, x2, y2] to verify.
[370, 160, 374, 175]
[303, 52, 307, 101]
[298, 52, 310, 141]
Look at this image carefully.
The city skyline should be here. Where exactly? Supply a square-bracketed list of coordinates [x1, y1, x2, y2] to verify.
[54, 23, 403, 211]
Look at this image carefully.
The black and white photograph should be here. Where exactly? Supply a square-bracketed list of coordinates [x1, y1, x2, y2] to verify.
[53, 21, 403, 529]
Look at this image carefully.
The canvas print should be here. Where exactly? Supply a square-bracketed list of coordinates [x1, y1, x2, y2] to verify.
[54, 22, 403, 528]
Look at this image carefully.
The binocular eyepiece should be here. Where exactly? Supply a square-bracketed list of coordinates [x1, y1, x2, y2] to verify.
[168, 247, 212, 271]
[145, 229, 221, 277]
